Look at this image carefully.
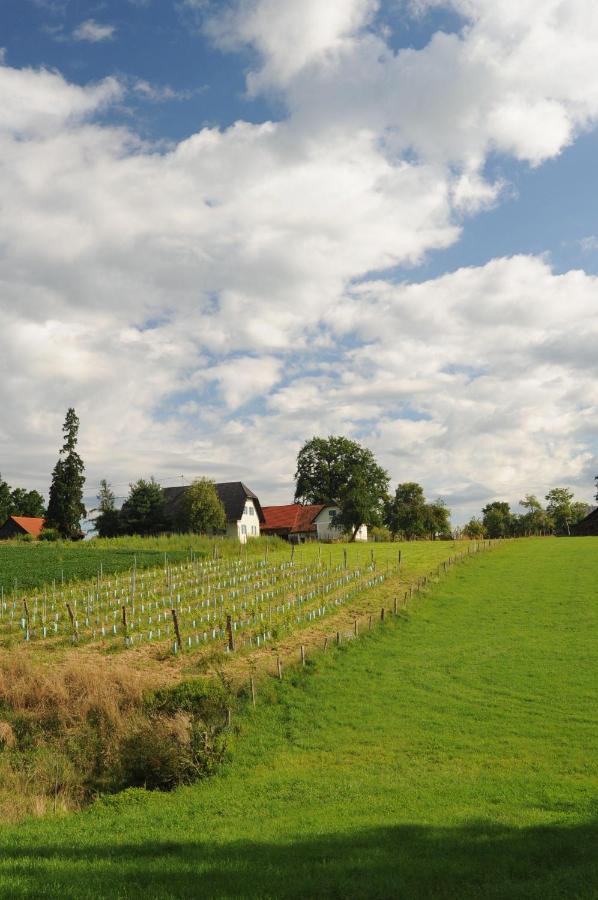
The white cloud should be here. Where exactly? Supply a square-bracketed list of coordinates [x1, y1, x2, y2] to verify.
[204, 0, 378, 93]
[1, 4, 598, 520]
[72, 20, 116, 43]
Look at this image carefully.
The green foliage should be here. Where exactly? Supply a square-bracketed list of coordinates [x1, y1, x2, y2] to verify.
[119, 478, 166, 536]
[424, 498, 451, 538]
[45, 408, 86, 540]
[93, 480, 120, 539]
[0, 475, 46, 526]
[335, 469, 384, 540]
[384, 483, 450, 539]
[544, 487, 588, 535]
[178, 478, 227, 535]
[38, 527, 60, 542]
[481, 501, 513, 538]
[518, 494, 553, 535]
[462, 516, 485, 539]
[146, 679, 232, 723]
[294, 435, 389, 506]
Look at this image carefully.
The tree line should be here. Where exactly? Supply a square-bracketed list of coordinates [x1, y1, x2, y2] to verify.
[2, 413, 596, 542]
[0, 478, 45, 523]
[463, 488, 591, 539]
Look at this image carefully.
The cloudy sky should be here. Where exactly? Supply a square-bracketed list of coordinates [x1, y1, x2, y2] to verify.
[1, 0, 597, 522]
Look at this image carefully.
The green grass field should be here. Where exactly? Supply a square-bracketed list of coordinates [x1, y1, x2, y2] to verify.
[0, 538, 596, 899]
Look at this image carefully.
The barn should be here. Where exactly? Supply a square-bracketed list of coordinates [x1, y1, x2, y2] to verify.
[570, 507, 598, 536]
[0, 516, 45, 540]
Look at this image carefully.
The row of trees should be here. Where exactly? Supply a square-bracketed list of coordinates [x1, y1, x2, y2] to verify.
[463, 489, 591, 539]
[0, 476, 45, 523]
[3, 414, 595, 542]
[294, 436, 451, 540]
[95, 477, 226, 538]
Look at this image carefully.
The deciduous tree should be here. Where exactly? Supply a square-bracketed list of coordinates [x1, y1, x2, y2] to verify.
[179, 478, 226, 535]
[294, 436, 389, 536]
[482, 501, 513, 538]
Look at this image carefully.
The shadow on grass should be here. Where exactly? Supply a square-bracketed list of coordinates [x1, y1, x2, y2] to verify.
[2, 819, 597, 899]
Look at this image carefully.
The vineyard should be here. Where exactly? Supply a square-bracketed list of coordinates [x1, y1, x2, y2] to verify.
[0, 540, 476, 656]
[1, 549, 390, 653]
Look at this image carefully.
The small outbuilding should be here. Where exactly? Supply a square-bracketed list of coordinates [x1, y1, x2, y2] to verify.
[0, 516, 46, 540]
[570, 507, 598, 536]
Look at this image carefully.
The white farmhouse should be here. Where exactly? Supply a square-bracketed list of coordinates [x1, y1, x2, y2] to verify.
[163, 481, 264, 543]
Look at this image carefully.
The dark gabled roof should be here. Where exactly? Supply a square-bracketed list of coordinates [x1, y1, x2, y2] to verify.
[163, 482, 265, 526]
[215, 482, 265, 524]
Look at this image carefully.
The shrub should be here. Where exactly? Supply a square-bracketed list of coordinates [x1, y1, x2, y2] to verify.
[39, 528, 60, 542]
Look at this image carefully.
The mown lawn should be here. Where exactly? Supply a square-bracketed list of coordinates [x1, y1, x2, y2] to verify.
[0, 538, 596, 899]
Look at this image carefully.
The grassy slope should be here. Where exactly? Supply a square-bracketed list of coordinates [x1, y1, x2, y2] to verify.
[0, 538, 596, 899]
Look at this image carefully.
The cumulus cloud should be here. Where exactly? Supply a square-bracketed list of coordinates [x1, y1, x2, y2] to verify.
[72, 20, 116, 43]
[204, 0, 378, 93]
[1, 3, 598, 520]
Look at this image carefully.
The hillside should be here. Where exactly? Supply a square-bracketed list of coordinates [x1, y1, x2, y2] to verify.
[0, 538, 596, 899]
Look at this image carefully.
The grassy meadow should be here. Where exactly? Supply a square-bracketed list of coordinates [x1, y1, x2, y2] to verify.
[0, 537, 596, 898]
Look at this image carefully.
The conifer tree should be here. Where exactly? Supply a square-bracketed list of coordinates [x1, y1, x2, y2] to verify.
[46, 408, 86, 540]
[94, 479, 120, 538]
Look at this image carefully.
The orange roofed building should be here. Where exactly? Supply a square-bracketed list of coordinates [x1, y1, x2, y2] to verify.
[261, 503, 367, 543]
[0, 516, 46, 541]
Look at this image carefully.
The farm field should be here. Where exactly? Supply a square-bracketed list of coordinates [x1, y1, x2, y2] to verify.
[0, 537, 596, 899]
[0, 537, 468, 663]
[0, 533, 271, 596]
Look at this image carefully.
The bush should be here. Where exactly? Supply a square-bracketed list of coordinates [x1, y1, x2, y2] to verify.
[39, 528, 60, 542]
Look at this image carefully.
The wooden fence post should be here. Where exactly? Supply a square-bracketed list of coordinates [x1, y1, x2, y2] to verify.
[380, 607, 385, 622]
[300, 645, 306, 666]
[250, 676, 256, 707]
[66, 603, 78, 641]
[171, 608, 182, 651]
[277, 656, 283, 680]
[354, 619, 359, 636]
[226, 614, 235, 652]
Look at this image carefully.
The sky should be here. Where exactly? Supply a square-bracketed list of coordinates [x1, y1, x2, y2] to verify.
[0, 0, 597, 524]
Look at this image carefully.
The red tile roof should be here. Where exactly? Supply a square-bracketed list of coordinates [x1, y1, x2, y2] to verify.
[261, 504, 326, 534]
[11, 516, 46, 537]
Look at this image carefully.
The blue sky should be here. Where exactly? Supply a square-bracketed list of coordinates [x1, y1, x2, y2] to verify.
[0, 0, 597, 523]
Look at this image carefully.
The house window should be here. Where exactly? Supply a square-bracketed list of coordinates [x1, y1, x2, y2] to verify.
[241, 524, 247, 535]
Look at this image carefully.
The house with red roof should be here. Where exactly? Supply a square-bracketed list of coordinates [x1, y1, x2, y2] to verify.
[0, 516, 46, 540]
[261, 503, 367, 543]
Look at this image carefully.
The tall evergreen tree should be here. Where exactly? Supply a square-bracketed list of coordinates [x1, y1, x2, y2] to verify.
[45, 408, 86, 540]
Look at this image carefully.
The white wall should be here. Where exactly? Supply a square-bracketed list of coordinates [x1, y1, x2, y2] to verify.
[230, 498, 261, 543]
[314, 506, 368, 542]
